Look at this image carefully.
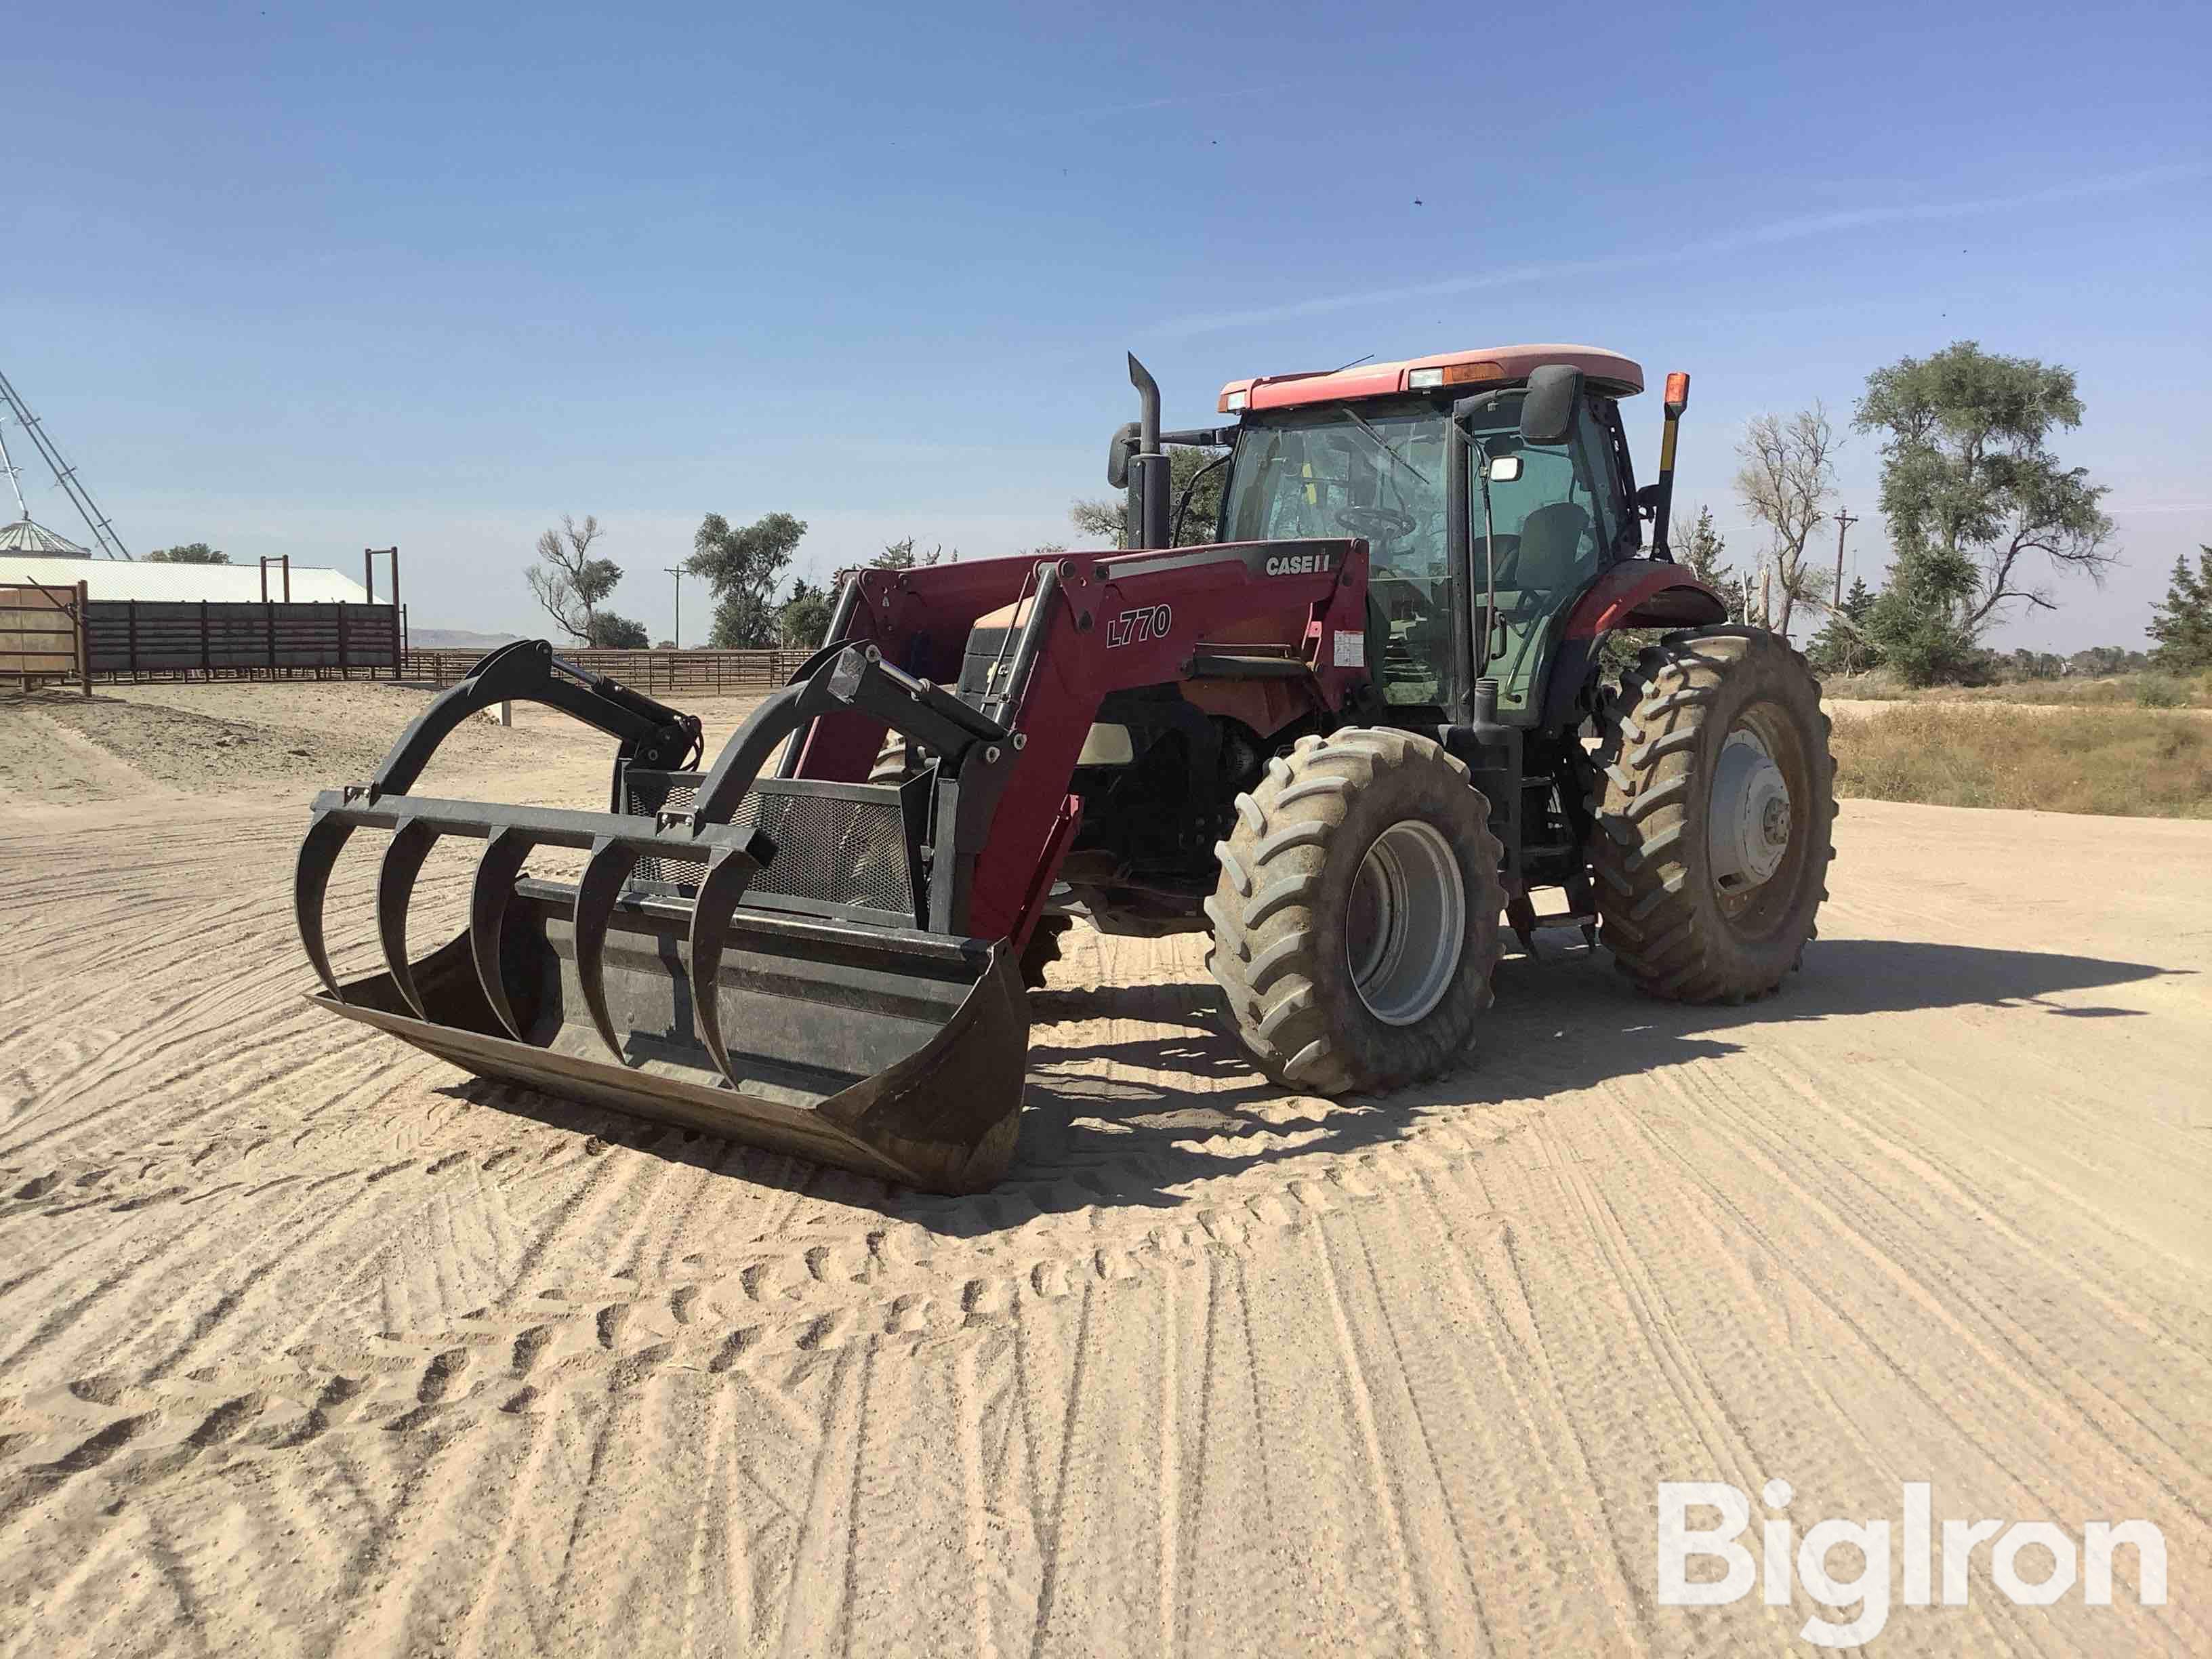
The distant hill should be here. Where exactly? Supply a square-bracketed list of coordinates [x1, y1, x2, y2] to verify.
[410, 628, 525, 651]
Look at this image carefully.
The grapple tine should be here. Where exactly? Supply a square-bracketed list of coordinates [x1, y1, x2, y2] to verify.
[293, 813, 357, 1002]
[687, 842, 766, 1090]
[375, 819, 441, 1020]
[468, 830, 534, 1040]
[573, 837, 643, 1065]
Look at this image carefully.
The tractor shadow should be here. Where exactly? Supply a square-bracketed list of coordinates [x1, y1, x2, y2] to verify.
[436, 935, 2182, 1235]
[958, 937, 2183, 1224]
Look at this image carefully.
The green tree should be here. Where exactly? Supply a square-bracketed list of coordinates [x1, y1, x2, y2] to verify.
[779, 575, 835, 647]
[1855, 342, 2115, 684]
[1071, 446, 1229, 548]
[1806, 577, 1883, 676]
[688, 512, 808, 648]
[2147, 546, 2212, 672]
[525, 514, 626, 644]
[145, 542, 228, 564]
[2002, 646, 2064, 680]
[2066, 644, 2139, 677]
[587, 613, 650, 649]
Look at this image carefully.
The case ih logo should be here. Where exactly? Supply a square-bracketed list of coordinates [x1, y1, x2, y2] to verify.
[1107, 604, 1172, 649]
[1265, 551, 1334, 576]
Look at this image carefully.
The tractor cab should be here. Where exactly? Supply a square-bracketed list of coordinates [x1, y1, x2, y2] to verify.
[1203, 345, 1655, 723]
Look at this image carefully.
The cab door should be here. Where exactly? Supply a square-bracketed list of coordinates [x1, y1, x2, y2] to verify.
[1474, 401, 1626, 715]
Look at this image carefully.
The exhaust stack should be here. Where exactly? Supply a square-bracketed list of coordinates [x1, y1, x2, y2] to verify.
[1126, 354, 1170, 551]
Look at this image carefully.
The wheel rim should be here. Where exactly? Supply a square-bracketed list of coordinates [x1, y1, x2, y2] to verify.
[1704, 698, 1818, 941]
[1345, 820, 1465, 1025]
[1707, 725, 1793, 895]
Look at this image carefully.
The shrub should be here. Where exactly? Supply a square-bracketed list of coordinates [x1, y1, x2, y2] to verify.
[1829, 705, 2212, 817]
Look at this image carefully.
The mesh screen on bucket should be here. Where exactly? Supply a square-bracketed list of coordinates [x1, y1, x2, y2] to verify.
[624, 770, 914, 920]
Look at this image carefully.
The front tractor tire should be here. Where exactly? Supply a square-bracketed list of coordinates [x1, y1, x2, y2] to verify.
[1208, 729, 1504, 1094]
[1592, 626, 1836, 1002]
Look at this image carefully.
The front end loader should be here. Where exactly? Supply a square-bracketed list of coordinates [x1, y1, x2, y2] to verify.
[298, 345, 1835, 1191]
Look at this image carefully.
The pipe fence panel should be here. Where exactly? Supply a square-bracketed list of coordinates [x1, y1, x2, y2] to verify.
[84, 600, 401, 678]
[401, 647, 814, 693]
[1, 580, 90, 694]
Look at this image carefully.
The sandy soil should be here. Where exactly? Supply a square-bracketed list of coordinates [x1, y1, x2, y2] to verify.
[1, 680, 2207, 1656]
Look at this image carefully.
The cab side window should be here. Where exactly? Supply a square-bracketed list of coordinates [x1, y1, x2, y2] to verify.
[1572, 403, 1626, 558]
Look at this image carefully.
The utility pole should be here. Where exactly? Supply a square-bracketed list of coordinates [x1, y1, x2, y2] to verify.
[1831, 508, 1860, 612]
[665, 567, 685, 649]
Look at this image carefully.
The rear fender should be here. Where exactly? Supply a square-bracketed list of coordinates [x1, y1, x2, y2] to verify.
[1538, 562, 1729, 731]
[1563, 562, 1728, 639]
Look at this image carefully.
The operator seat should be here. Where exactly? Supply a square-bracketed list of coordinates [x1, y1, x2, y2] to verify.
[1510, 501, 1594, 593]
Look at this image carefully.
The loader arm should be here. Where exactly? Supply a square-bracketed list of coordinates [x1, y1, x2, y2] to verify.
[367, 638, 703, 804]
[797, 538, 1373, 945]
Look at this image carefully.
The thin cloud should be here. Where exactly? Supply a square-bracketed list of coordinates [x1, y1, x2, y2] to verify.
[1001, 81, 1306, 127]
[1145, 161, 2212, 339]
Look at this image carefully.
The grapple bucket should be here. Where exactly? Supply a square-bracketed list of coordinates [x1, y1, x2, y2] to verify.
[293, 638, 1039, 1193]
[310, 884, 1028, 1192]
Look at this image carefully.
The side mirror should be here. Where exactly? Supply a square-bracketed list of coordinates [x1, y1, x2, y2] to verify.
[1106, 421, 1140, 489]
[1519, 365, 1584, 447]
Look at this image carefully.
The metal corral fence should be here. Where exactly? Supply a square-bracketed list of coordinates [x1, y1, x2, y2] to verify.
[86, 600, 403, 681]
[402, 647, 815, 694]
[1, 579, 91, 695]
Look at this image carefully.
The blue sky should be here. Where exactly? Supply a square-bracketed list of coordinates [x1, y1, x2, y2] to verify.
[7, 0, 2208, 649]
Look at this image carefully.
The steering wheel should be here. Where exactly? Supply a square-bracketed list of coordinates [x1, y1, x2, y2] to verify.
[1335, 506, 1418, 545]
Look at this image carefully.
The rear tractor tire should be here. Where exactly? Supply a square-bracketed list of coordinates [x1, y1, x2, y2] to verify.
[1208, 729, 1504, 1094]
[1592, 626, 1835, 1002]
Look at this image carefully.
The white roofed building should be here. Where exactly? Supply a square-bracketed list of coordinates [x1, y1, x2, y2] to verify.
[0, 556, 373, 605]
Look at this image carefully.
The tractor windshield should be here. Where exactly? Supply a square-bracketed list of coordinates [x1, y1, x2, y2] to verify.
[1222, 394, 1622, 716]
[1220, 400, 1458, 708]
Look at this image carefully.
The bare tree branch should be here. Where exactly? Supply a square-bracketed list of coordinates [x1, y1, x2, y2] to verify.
[1734, 405, 1837, 639]
[526, 513, 613, 643]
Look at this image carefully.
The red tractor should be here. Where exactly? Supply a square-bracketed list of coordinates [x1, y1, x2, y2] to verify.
[296, 344, 1835, 1191]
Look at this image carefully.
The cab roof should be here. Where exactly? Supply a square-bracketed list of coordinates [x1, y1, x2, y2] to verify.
[1218, 343, 1643, 414]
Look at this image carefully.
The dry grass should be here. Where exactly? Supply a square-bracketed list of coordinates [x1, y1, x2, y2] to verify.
[1830, 703, 2212, 817]
[1824, 670, 2212, 708]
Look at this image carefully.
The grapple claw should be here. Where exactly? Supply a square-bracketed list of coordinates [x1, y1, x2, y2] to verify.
[298, 621, 1041, 1191]
[468, 830, 534, 1040]
[687, 841, 767, 1089]
[574, 838, 644, 1064]
[375, 819, 441, 1019]
[293, 813, 357, 1002]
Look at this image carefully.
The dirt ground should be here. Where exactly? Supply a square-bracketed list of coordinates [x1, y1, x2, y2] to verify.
[1, 679, 2207, 1656]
